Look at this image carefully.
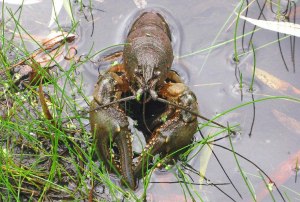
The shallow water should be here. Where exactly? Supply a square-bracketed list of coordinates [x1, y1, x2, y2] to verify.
[2, 0, 300, 201]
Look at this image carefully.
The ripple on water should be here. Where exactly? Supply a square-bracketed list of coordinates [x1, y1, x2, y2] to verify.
[230, 78, 261, 98]
[227, 48, 252, 67]
[230, 130, 243, 143]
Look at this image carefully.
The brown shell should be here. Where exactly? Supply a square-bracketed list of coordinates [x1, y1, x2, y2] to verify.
[123, 12, 174, 86]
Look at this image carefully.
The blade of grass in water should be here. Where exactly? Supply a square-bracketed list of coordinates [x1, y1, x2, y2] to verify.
[197, 95, 300, 132]
[258, 171, 276, 202]
[228, 132, 256, 201]
[249, 41, 256, 92]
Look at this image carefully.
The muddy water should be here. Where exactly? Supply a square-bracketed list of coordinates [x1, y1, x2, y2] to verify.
[2, 0, 300, 201]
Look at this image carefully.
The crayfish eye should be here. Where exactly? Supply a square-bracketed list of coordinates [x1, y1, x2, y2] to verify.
[154, 71, 161, 77]
[134, 68, 142, 75]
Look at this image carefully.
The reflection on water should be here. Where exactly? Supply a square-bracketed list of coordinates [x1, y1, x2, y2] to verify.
[1, 0, 300, 201]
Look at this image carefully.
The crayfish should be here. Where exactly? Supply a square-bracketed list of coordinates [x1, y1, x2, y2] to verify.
[90, 11, 229, 189]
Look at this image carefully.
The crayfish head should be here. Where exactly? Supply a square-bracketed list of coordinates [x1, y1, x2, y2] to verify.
[125, 46, 169, 102]
[134, 63, 161, 103]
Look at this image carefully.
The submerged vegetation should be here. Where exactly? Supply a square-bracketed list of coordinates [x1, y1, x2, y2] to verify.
[0, 0, 300, 201]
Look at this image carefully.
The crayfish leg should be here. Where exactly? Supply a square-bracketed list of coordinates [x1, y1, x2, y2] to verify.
[108, 63, 126, 73]
[166, 70, 183, 83]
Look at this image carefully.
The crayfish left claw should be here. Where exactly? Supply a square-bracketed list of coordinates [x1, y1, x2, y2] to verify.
[90, 72, 136, 189]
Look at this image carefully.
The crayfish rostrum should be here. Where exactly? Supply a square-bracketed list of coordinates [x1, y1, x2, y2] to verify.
[90, 12, 199, 189]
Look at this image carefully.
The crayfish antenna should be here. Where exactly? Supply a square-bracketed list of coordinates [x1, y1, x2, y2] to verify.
[89, 95, 136, 113]
[156, 97, 236, 135]
[142, 93, 152, 134]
